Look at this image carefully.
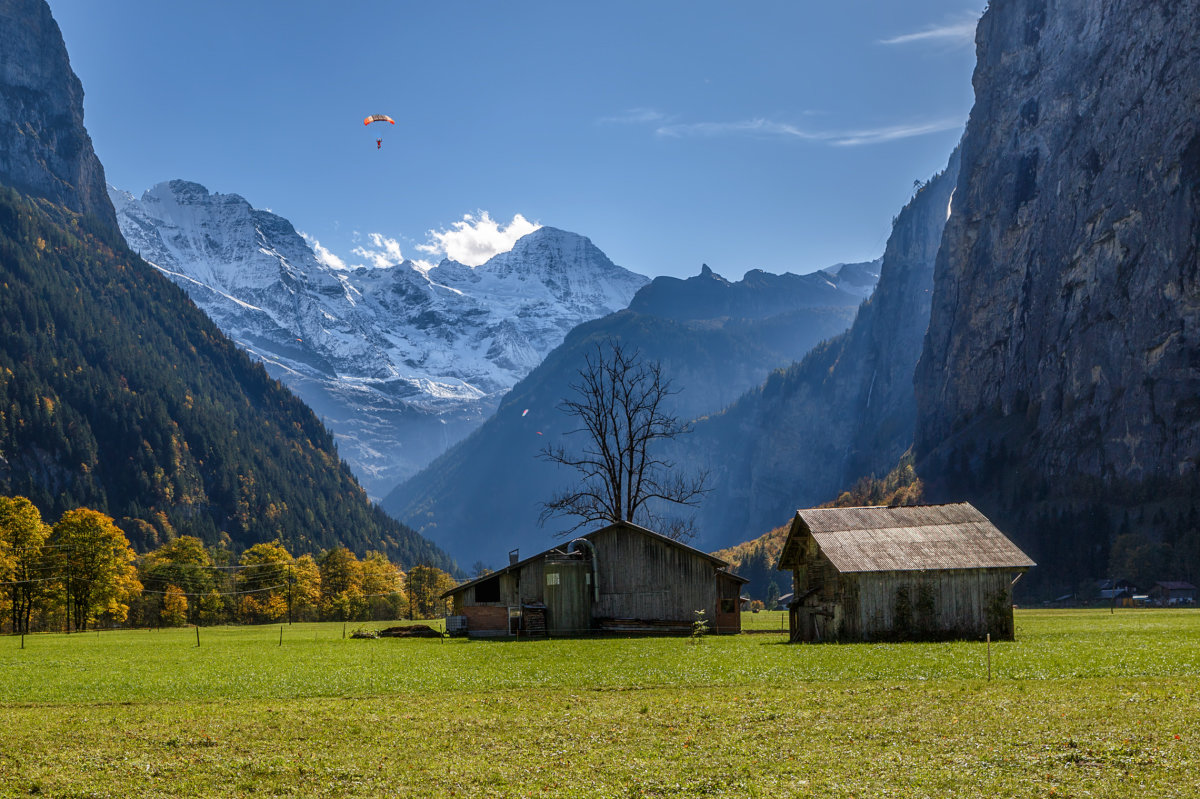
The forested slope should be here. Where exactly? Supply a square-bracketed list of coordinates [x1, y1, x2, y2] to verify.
[0, 186, 453, 569]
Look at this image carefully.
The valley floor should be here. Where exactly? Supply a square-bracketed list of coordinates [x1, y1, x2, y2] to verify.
[1, 611, 1196, 797]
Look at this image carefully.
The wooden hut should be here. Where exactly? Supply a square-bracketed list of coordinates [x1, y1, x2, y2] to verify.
[442, 521, 747, 637]
[777, 503, 1034, 642]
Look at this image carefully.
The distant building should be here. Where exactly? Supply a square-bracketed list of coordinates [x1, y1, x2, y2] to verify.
[777, 503, 1034, 642]
[441, 521, 747, 637]
[1151, 581, 1197, 606]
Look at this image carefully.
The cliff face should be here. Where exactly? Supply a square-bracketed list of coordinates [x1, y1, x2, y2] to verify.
[0, 0, 116, 229]
[917, 0, 1200, 482]
[682, 149, 959, 550]
[914, 0, 1200, 588]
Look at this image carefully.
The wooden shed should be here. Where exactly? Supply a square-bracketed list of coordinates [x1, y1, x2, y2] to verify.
[777, 503, 1034, 642]
[442, 521, 748, 637]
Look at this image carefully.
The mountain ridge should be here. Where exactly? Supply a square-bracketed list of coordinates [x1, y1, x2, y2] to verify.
[383, 262, 873, 564]
[111, 180, 649, 495]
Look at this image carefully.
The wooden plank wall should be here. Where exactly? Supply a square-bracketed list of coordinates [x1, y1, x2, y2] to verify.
[849, 569, 1014, 640]
[589, 527, 719, 623]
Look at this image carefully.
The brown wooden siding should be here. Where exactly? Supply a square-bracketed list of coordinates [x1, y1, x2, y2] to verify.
[589, 526, 722, 625]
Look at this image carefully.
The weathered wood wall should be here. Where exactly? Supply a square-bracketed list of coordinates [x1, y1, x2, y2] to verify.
[589, 526, 722, 625]
[848, 569, 1014, 640]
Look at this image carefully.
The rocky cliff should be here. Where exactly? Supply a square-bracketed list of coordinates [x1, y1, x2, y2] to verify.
[0, 0, 115, 228]
[914, 0, 1200, 590]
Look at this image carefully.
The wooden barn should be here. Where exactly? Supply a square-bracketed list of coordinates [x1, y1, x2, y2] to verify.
[777, 503, 1034, 643]
[442, 521, 747, 637]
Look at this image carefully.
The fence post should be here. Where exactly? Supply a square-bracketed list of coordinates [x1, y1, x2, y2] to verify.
[195, 625, 201, 648]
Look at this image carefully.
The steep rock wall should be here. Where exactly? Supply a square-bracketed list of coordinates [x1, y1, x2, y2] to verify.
[0, 0, 115, 228]
[914, 0, 1200, 590]
[917, 0, 1200, 485]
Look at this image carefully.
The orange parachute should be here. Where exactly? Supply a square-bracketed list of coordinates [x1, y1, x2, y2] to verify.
[364, 114, 395, 148]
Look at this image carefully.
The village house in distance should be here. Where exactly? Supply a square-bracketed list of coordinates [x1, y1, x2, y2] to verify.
[442, 521, 747, 637]
[777, 503, 1034, 643]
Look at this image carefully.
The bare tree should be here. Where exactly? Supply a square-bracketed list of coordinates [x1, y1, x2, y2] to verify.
[539, 339, 708, 541]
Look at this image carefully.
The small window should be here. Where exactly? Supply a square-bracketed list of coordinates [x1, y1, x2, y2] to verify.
[720, 598, 736, 614]
[475, 575, 501, 603]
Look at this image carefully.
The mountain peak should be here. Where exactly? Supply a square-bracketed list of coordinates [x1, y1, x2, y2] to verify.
[113, 185, 649, 495]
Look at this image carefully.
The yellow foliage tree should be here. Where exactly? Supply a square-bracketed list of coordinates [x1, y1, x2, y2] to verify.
[51, 508, 142, 631]
[359, 550, 403, 620]
[318, 546, 365, 621]
[1, 496, 51, 634]
[236, 541, 292, 624]
[161, 584, 188, 627]
[406, 565, 456, 619]
[289, 554, 321, 622]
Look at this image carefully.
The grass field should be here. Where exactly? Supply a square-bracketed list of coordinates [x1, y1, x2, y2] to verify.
[740, 609, 789, 631]
[1, 610, 1197, 797]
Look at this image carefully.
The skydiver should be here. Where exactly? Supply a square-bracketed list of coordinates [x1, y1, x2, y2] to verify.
[377, 139, 382, 149]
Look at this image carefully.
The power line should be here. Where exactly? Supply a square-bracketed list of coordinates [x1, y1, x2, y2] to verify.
[139, 583, 289, 597]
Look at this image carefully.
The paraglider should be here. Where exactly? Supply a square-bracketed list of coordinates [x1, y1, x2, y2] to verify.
[364, 114, 395, 149]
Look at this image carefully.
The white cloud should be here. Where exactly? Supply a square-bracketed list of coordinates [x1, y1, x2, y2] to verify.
[300, 232, 349, 270]
[878, 16, 978, 47]
[599, 107, 669, 125]
[352, 232, 407, 269]
[655, 116, 964, 147]
[828, 118, 965, 146]
[416, 211, 541, 267]
[656, 118, 822, 140]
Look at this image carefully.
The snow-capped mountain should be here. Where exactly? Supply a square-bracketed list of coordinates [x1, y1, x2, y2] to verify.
[109, 180, 649, 496]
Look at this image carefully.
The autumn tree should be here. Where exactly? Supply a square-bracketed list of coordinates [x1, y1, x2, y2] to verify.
[161, 585, 188, 627]
[140, 535, 219, 625]
[1, 496, 51, 634]
[236, 541, 292, 623]
[197, 589, 225, 626]
[540, 339, 708, 541]
[289, 553, 321, 622]
[359, 551, 403, 620]
[406, 564, 456, 619]
[50, 508, 142, 631]
[318, 546, 365, 621]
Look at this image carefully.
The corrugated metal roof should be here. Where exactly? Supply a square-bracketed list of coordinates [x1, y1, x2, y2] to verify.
[788, 503, 1035, 573]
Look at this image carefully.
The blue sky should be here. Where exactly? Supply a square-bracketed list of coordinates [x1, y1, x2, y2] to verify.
[51, 1, 982, 279]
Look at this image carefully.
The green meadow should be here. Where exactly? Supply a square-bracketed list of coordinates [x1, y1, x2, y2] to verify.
[1, 610, 1197, 797]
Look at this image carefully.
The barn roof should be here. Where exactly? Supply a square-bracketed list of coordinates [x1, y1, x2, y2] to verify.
[442, 520, 746, 599]
[777, 503, 1035, 573]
